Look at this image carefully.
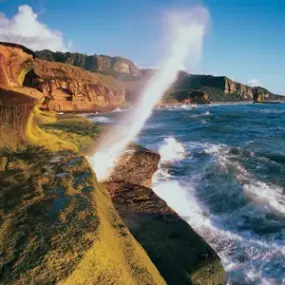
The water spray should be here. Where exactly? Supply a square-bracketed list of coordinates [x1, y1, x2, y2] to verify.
[89, 7, 209, 180]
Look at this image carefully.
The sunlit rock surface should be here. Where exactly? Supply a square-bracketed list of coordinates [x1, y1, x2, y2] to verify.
[106, 144, 160, 188]
[35, 49, 142, 77]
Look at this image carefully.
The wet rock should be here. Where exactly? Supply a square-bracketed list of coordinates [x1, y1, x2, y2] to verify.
[107, 144, 160, 188]
[104, 145, 225, 285]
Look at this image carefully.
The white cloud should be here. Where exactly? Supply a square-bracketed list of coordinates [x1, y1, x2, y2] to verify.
[248, 78, 260, 87]
[0, 5, 68, 51]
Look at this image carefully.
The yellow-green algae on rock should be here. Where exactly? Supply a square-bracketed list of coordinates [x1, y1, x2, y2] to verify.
[0, 103, 165, 285]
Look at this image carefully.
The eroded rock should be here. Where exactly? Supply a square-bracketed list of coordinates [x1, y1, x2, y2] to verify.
[104, 146, 225, 285]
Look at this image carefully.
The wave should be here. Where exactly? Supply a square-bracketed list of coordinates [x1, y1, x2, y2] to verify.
[151, 138, 285, 284]
[159, 104, 198, 111]
[185, 111, 212, 118]
[90, 116, 112, 123]
[112, 107, 124, 112]
[158, 137, 188, 163]
[259, 109, 285, 114]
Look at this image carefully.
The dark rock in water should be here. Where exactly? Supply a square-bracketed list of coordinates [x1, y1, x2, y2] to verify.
[163, 89, 211, 105]
[105, 182, 225, 285]
[104, 146, 225, 285]
[107, 143, 160, 188]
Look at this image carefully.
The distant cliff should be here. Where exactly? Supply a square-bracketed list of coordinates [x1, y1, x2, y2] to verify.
[123, 70, 284, 104]
[168, 72, 284, 102]
[35, 49, 284, 104]
[35, 50, 142, 78]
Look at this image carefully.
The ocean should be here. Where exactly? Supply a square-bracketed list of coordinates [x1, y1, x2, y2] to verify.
[89, 103, 285, 285]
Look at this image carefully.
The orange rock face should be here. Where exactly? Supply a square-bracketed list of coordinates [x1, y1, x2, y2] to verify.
[31, 59, 126, 112]
[0, 42, 126, 148]
[0, 42, 126, 113]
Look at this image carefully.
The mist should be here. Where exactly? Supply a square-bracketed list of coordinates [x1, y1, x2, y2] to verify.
[89, 6, 210, 180]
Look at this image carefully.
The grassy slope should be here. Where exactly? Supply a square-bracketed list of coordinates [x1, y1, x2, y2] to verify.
[0, 110, 165, 285]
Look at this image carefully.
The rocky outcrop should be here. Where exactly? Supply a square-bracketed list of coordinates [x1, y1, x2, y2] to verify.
[163, 73, 284, 102]
[162, 89, 211, 105]
[0, 42, 127, 114]
[104, 146, 225, 285]
[0, 42, 42, 99]
[0, 90, 37, 149]
[33, 47, 284, 104]
[121, 70, 284, 104]
[107, 144, 160, 188]
[35, 50, 142, 78]
[30, 58, 126, 112]
[0, 43, 42, 149]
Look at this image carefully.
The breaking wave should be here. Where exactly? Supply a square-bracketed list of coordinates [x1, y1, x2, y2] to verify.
[112, 107, 124, 112]
[152, 139, 285, 285]
[136, 104, 285, 284]
[158, 137, 188, 162]
[89, 116, 112, 123]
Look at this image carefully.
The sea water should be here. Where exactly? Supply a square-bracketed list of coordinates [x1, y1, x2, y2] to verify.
[89, 103, 285, 284]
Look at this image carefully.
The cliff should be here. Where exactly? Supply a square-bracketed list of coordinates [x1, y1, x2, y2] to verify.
[122, 70, 284, 104]
[168, 72, 284, 103]
[0, 110, 224, 284]
[0, 42, 126, 115]
[31, 59, 126, 112]
[34, 48, 284, 104]
[35, 49, 142, 78]
[0, 147, 166, 285]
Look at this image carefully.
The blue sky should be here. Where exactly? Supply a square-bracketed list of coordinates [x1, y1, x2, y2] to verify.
[1, 0, 284, 94]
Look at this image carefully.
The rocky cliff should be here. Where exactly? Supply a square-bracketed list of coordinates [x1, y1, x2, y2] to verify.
[35, 50, 142, 78]
[0, 42, 126, 115]
[31, 59, 126, 112]
[0, 109, 224, 285]
[168, 72, 284, 102]
[122, 70, 284, 104]
[0, 147, 166, 285]
[35, 48, 284, 104]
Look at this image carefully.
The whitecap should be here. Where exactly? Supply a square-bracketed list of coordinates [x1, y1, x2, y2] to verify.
[91, 116, 112, 123]
[112, 107, 123, 112]
[158, 137, 188, 162]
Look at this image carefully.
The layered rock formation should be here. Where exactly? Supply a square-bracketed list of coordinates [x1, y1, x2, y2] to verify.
[162, 89, 211, 105]
[169, 72, 284, 102]
[124, 70, 284, 104]
[106, 144, 160, 188]
[30, 59, 126, 112]
[104, 145, 225, 285]
[0, 90, 36, 149]
[35, 49, 284, 104]
[0, 42, 126, 115]
[0, 42, 42, 149]
[35, 50, 142, 78]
